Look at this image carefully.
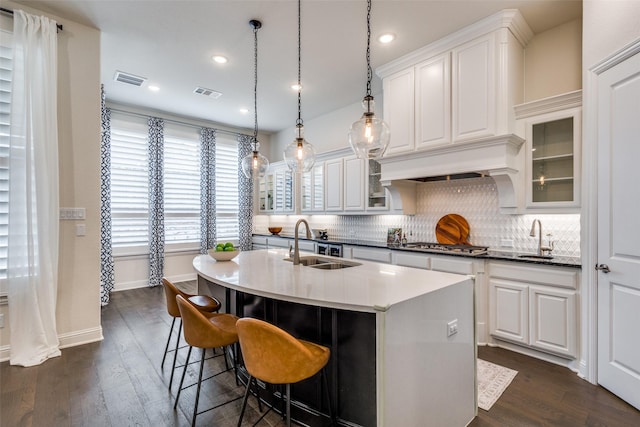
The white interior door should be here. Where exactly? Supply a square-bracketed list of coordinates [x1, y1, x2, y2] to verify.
[597, 48, 640, 411]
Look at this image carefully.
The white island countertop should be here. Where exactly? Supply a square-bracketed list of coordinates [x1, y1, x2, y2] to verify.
[193, 249, 472, 313]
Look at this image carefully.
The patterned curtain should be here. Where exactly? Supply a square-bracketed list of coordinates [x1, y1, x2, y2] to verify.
[99, 85, 115, 305]
[237, 134, 254, 251]
[148, 117, 165, 287]
[200, 128, 216, 253]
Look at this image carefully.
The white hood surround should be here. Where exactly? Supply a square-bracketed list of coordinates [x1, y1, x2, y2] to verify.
[379, 134, 525, 214]
[375, 9, 533, 215]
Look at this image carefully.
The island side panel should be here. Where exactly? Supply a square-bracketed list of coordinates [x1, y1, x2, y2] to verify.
[378, 278, 476, 427]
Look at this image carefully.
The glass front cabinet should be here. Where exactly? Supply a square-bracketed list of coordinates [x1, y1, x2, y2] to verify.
[301, 163, 324, 213]
[258, 164, 294, 214]
[516, 92, 582, 211]
[367, 159, 389, 210]
[274, 169, 294, 212]
[258, 173, 274, 212]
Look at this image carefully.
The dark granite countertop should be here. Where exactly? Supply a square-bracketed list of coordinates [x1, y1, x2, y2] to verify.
[254, 233, 581, 269]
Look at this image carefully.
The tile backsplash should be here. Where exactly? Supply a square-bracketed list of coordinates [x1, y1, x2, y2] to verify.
[254, 176, 581, 258]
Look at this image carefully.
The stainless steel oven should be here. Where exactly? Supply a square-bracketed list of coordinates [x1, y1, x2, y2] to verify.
[316, 242, 343, 257]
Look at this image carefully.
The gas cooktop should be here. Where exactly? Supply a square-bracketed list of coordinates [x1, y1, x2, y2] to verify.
[397, 242, 488, 256]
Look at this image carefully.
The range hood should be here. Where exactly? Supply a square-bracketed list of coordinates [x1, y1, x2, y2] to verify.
[378, 134, 525, 214]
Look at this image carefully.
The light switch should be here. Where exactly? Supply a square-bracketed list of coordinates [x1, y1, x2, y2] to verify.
[76, 223, 86, 236]
[60, 207, 86, 220]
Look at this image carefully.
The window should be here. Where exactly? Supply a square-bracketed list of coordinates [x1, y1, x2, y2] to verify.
[0, 28, 12, 288]
[109, 113, 241, 255]
[215, 134, 239, 242]
[110, 114, 149, 253]
[164, 124, 201, 246]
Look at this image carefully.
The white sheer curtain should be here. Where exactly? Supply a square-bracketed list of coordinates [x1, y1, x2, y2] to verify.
[8, 10, 60, 366]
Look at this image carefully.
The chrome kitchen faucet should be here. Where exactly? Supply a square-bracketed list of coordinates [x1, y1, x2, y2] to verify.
[530, 219, 554, 256]
[292, 218, 312, 265]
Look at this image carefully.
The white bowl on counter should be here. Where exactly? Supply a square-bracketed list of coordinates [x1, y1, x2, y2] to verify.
[208, 249, 240, 261]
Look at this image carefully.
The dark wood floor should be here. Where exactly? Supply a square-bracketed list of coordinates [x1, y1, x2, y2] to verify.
[1, 283, 639, 427]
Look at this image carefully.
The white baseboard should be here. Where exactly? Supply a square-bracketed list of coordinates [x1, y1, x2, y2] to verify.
[58, 326, 104, 349]
[488, 339, 580, 373]
[0, 326, 104, 363]
[114, 279, 151, 292]
[113, 273, 197, 292]
[166, 273, 197, 284]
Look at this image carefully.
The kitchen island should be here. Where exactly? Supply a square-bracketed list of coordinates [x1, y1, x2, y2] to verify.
[194, 249, 476, 427]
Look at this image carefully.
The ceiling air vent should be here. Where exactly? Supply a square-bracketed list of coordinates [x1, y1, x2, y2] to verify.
[193, 87, 222, 99]
[113, 71, 147, 87]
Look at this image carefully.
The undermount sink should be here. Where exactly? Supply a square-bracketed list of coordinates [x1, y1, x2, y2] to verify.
[284, 256, 361, 269]
[517, 254, 554, 260]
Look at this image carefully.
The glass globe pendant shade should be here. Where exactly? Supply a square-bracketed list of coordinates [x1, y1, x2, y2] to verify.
[348, 96, 390, 160]
[283, 124, 316, 173]
[241, 147, 269, 179]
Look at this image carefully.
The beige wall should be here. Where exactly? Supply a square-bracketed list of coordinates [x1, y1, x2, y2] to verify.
[0, 1, 102, 358]
[524, 18, 583, 102]
[271, 98, 366, 157]
[583, 0, 640, 68]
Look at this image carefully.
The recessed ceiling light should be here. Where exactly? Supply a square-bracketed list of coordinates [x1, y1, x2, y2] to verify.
[378, 33, 395, 44]
[148, 85, 160, 92]
[239, 108, 249, 114]
[291, 84, 302, 92]
[213, 55, 228, 64]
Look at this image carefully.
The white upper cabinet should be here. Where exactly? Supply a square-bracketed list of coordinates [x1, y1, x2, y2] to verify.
[274, 169, 294, 213]
[366, 159, 389, 211]
[312, 163, 324, 212]
[452, 33, 496, 142]
[383, 67, 415, 154]
[377, 10, 531, 153]
[257, 162, 294, 214]
[325, 157, 343, 211]
[415, 52, 451, 148]
[344, 156, 365, 211]
[301, 162, 325, 213]
[515, 90, 582, 211]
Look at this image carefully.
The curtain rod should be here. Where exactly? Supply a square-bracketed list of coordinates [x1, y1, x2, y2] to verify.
[107, 107, 251, 139]
[0, 7, 64, 31]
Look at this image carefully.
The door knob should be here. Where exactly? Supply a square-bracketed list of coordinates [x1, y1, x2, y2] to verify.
[595, 264, 610, 273]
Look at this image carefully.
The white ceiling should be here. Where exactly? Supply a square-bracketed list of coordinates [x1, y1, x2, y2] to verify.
[17, 0, 582, 134]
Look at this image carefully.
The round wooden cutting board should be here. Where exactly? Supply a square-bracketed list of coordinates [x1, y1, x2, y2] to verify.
[435, 214, 470, 245]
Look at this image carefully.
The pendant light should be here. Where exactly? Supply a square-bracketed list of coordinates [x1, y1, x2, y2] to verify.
[241, 19, 270, 179]
[283, 0, 316, 173]
[348, 0, 390, 160]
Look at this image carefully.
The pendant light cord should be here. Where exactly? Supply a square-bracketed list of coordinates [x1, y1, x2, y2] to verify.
[296, 0, 303, 127]
[366, 0, 372, 97]
[253, 22, 259, 150]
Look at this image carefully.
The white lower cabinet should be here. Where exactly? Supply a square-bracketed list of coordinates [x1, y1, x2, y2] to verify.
[489, 261, 577, 358]
[489, 279, 529, 345]
[252, 235, 268, 250]
[346, 246, 392, 264]
[528, 285, 576, 356]
[251, 236, 315, 253]
[391, 251, 430, 269]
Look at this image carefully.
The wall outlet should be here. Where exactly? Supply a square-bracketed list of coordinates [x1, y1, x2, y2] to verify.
[500, 239, 514, 248]
[447, 319, 458, 337]
[0, 313, 4, 328]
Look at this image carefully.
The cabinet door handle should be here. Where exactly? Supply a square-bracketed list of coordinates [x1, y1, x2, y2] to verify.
[595, 264, 610, 273]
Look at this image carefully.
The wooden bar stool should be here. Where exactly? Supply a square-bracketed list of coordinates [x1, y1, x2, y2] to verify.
[161, 278, 221, 388]
[174, 294, 241, 427]
[235, 318, 333, 427]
